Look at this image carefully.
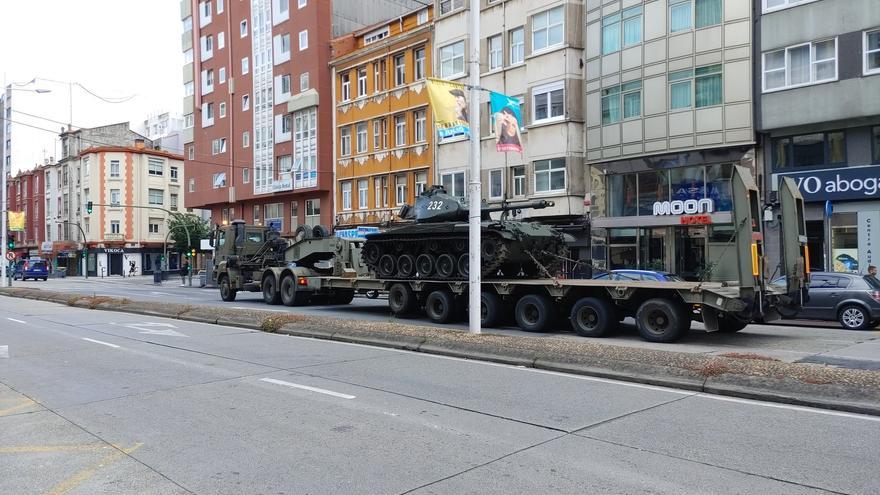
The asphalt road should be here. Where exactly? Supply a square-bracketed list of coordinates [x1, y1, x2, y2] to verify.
[16, 276, 880, 371]
[1, 296, 879, 494]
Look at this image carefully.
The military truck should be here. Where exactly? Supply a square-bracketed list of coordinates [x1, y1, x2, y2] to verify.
[211, 166, 809, 343]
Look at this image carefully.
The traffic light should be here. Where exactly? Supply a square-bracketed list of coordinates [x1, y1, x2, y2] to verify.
[86, 201, 93, 214]
[6, 236, 13, 250]
[190, 248, 196, 258]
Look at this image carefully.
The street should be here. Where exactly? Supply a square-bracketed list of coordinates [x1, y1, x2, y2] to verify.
[18, 275, 880, 371]
[1, 295, 879, 494]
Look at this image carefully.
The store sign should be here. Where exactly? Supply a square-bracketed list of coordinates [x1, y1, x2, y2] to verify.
[858, 211, 880, 270]
[104, 248, 125, 254]
[775, 165, 880, 202]
[265, 218, 282, 231]
[680, 215, 713, 225]
[40, 241, 53, 253]
[652, 198, 715, 216]
[272, 178, 293, 192]
[336, 226, 380, 239]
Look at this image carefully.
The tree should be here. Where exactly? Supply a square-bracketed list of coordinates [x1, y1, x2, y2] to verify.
[167, 213, 211, 252]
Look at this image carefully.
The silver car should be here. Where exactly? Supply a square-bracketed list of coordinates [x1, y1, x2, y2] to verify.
[774, 272, 880, 330]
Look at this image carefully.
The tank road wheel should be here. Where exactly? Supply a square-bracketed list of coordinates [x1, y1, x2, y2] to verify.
[388, 283, 417, 316]
[436, 254, 456, 279]
[570, 297, 617, 338]
[427, 240, 441, 253]
[515, 294, 554, 333]
[416, 254, 435, 277]
[481, 239, 498, 261]
[457, 254, 469, 278]
[480, 291, 504, 328]
[425, 290, 456, 324]
[398, 254, 416, 278]
[363, 243, 381, 265]
[635, 298, 689, 343]
[453, 239, 467, 253]
[219, 275, 237, 302]
[262, 274, 281, 305]
[378, 254, 397, 278]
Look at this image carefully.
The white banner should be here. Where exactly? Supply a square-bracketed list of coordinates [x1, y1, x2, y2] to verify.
[858, 210, 880, 274]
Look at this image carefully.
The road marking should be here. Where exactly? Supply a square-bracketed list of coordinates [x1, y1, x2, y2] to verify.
[692, 394, 880, 422]
[0, 443, 109, 453]
[149, 291, 172, 296]
[45, 443, 142, 495]
[817, 339, 855, 344]
[0, 345, 8, 358]
[6, 317, 26, 324]
[81, 338, 120, 349]
[121, 322, 189, 337]
[260, 377, 356, 399]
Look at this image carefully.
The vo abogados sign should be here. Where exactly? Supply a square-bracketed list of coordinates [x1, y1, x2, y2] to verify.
[776, 165, 880, 202]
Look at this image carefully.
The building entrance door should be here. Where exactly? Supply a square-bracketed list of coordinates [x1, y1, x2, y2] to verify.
[675, 227, 706, 281]
[109, 254, 123, 276]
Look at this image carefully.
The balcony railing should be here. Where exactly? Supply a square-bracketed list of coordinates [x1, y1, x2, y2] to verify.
[104, 233, 124, 241]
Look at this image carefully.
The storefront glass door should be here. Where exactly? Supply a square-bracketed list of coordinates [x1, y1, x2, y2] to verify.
[675, 227, 706, 281]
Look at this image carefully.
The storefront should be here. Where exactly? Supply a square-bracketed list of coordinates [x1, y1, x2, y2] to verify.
[772, 164, 880, 273]
[588, 148, 755, 281]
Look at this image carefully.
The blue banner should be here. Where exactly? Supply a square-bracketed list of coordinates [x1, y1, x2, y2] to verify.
[489, 92, 523, 153]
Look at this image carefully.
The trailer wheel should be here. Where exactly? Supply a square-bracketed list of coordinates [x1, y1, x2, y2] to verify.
[570, 297, 617, 338]
[262, 274, 281, 305]
[280, 274, 308, 306]
[378, 255, 396, 278]
[416, 254, 435, 277]
[330, 289, 355, 305]
[515, 294, 554, 333]
[457, 254, 469, 278]
[480, 291, 504, 328]
[219, 275, 237, 302]
[635, 298, 689, 342]
[388, 283, 417, 316]
[397, 254, 416, 277]
[425, 290, 456, 323]
[717, 315, 749, 333]
[436, 254, 456, 278]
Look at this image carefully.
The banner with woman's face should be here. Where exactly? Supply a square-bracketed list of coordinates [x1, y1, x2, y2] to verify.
[425, 78, 470, 140]
[490, 92, 523, 153]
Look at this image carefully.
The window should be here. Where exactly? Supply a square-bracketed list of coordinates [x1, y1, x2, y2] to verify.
[532, 6, 564, 53]
[219, 102, 226, 118]
[219, 67, 226, 84]
[212, 172, 226, 188]
[866, 30, 880, 75]
[253, 204, 261, 224]
[601, 81, 641, 124]
[417, 8, 428, 25]
[534, 158, 566, 193]
[218, 31, 225, 50]
[374, 60, 386, 93]
[183, 16, 192, 32]
[441, 171, 465, 198]
[240, 19, 248, 37]
[874, 126, 880, 164]
[110, 189, 121, 205]
[243, 130, 250, 148]
[111, 221, 120, 234]
[281, 74, 291, 95]
[293, 108, 317, 189]
[242, 94, 250, 110]
[671, 0, 722, 32]
[373, 119, 382, 150]
[184, 48, 193, 64]
[415, 171, 427, 195]
[439, 41, 464, 78]
[242, 56, 249, 74]
[148, 157, 164, 176]
[184, 81, 194, 96]
[669, 65, 722, 109]
[148, 189, 163, 206]
[512, 166, 526, 197]
[695, 0, 722, 28]
[306, 199, 320, 224]
[110, 160, 120, 178]
[243, 167, 250, 183]
[669, 1, 691, 32]
[414, 47, 426, 80]
[340, 126, 351, 156]
[189, 178, 195, 192]
[300, 72, 309, 91]
[358, 179, 368, 209]
[772, 131, 846, 169]
[395, 175, 407, 205]
[509, 27, 524, 65]
[290, 201, 299, 230]
[170, 192, 179, 211]
[205, 68, 214, 89]
[489, 169, 503, 199]
[299, 30, 308, 50]
[381, 118, 388, 148]
[341, 73, 351, 101]
[439, 0, 462, 15]
[357, 67, 367, 96]
[281, 114, 292, 134]
[763, 0, 819, 13]
[298, 0, 306, 7]
[342, 181, 352, 210]
[414, 110, 426, 143]
[170, 166, 178, 182]
[488, 35, 502, 71]
[394, 53, 406, 86]
[533, 81, 564, 123]
[188, 146, 194, 160]
[217, 0, 223, 13]
[763, 39, 837, 92]
[212, 137, 227, 154]
[356, 122, 367, 153]
[395, 114, 406, 146]
[602, 6, 642, 55]
[374, 177, 384, 208]
[364, 27, 389, 45]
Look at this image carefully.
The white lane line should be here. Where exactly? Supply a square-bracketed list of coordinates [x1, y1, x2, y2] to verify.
[260, 378, 356, 399]
[0, 346, 8, 358]
[692, 394, 880, 422]
[6, 318, 26, 324]
[81, 338, 121, 349]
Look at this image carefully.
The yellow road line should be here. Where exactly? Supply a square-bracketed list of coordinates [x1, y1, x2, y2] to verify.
[0, 398, 39, 417]
[0, 443, 110, 454]
[45, 443, 143, 495]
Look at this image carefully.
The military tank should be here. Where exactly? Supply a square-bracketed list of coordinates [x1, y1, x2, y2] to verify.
[361, 186, 571, 280]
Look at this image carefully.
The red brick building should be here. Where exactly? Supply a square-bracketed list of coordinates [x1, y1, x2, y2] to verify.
[6, 166, 46, 259]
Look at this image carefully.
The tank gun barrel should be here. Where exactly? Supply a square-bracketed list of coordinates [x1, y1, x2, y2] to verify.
[481, 199, 554, 214]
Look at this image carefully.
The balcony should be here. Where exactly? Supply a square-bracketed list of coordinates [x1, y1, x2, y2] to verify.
[104, 233, 124, 241]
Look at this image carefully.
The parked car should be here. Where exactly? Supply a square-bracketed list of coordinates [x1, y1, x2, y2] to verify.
[592, 269, 684, 282]
[14, 258, 49, 281]
[771, 271, 880, 330]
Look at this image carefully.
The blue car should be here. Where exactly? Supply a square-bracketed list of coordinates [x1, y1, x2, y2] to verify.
[14, 258, 49, 281]
[593, 269, 684, 282]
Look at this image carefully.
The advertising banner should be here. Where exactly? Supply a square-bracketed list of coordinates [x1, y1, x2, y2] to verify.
[425, 78, 469, 140]
[8, 211, 24, 231]
[858, 210, 880, 273]
[489, 91, 523, 153]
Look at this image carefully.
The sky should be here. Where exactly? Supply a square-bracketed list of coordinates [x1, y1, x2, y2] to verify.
[1, 0, 184, 173]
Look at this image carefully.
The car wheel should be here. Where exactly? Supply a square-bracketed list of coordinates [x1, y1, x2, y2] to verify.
[838, 305, 869, 330]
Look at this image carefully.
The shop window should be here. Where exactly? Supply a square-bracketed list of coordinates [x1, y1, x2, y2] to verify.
[608, 228, 637, 270]
[609, 173, 638, 217]
[637, 171, 669, 215]
[831, 213, 858, 273]
[670, 166, 705, 201]
[706, 164, 733, 211]
[772, 131, 846, 169]
[639, 228, 666, 271]
[708, 225, 735, 243]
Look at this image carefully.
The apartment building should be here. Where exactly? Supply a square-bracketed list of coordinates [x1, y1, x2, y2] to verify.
[330, 6, 434, 228]
[757, 0, 880, 274]
[584, 0, 755, 280]
[5, 167, 45, 258]
[181, 0, 424, 234]
[432, 0, 589, 249]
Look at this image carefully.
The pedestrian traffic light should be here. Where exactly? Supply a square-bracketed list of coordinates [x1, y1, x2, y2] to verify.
[86, 201, 93, 214]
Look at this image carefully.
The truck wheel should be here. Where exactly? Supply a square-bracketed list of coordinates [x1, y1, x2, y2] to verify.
[515, 294, 554, 333]
[839, 305, 869, 330]
[388, 283, 417, 316]
[312, 225, 330, 239]
[570, 297, 617, 338]
[378, 255, 396, 278]
[457, 254, 469, 278]
[416, 254, 435, 277]
[717, 316, 749, 333]
[331, 289, 355, 305]
[280, 274, 301, 306]
[262, 274, 281, 305]
[219, 276, 237, 302]
[436, 254, 456, 278]
[397, 255, 416, 278]
[425, 290, 455, 323]
[635, 298, 689, 342]
[480, 291, 503, 328]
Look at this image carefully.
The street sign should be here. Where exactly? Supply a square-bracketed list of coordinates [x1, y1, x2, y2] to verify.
[5, 252, 14, 261]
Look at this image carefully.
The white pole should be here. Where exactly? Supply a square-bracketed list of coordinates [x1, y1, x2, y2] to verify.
[467, 0, 481, 335]
[1, 84, 9, 287]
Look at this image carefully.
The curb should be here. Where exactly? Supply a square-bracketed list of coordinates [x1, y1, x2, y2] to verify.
[3, 288, 879, 416]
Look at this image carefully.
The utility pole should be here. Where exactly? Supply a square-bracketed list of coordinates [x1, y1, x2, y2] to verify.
[61, 221, 87, 279]
[1, 84, 10, 287]
[467, 0, 481, 335]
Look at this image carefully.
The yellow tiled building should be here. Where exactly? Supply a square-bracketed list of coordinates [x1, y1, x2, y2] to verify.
[330, 6, 433, 228]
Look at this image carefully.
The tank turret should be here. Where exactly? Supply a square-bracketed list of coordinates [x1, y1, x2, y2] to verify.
[362, 186, 570, 280]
